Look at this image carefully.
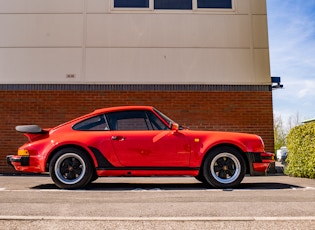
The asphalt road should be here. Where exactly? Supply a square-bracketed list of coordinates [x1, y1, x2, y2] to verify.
[0, 172, 315, 230]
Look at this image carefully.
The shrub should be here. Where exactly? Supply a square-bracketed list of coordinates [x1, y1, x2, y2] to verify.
[285, 122, 315, 178]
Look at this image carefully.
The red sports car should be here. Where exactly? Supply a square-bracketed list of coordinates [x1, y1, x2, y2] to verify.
[7, 106, 274, 189]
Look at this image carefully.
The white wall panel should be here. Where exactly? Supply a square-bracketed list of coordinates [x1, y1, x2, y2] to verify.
[0, 0, 271, 85]
[235, 0, 250, 14]
[0, 15, 83, 47]
[254, 49, 271, 83]
[252, 15, 268, 48]
[0, 0, 83, 13]
[85, 48, 253, 84]
[235, 0, 266, 15]
[86, 14, 250, 48]
[251, 0, 267, 14]
[87, 0, 110, 13]
[0, 48, 82, 83]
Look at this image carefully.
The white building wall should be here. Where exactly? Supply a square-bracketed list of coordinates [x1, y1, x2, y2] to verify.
[0, 0, 270, 85]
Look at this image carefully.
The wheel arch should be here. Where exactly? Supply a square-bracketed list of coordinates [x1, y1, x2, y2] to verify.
[200, 144, 250, 175]
[45, 144, 97, 173]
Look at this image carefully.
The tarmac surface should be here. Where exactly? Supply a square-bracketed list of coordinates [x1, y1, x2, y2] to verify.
[0, 164, 315, 229]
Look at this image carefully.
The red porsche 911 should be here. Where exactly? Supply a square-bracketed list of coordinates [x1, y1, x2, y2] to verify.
[7, 106, 274, 189]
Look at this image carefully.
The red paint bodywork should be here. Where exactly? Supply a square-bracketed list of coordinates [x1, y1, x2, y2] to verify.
[7, 106, 274, 177]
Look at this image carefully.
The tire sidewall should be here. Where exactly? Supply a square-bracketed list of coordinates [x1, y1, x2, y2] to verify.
[49, 147, 93, 189]
[203, 146, 246, 188]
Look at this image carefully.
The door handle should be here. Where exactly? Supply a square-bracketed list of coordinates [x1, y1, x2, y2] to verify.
[112, 136, 125, 141]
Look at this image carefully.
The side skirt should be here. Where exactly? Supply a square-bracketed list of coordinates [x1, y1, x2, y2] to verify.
[96, 167, 200, 177]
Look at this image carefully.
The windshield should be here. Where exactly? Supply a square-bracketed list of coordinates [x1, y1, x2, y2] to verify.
[154, 108, 188, 130]
[153, 108, 176, 128]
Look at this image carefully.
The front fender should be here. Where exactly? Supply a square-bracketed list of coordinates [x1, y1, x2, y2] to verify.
[187, 131, 265, 167]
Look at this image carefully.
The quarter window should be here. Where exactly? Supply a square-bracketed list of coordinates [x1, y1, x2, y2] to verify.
[73, 115, 109, 131]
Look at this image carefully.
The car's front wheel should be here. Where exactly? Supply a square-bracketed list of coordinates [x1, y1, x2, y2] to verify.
[49, 147, 93, 189]
[203, 146, 246, 188]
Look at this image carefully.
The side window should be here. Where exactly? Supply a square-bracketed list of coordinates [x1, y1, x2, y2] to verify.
[73, 115, 109, 131]
[107, 110, 161, 131]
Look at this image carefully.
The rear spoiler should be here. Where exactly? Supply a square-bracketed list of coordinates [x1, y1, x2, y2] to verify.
[16, 125, 49, 134]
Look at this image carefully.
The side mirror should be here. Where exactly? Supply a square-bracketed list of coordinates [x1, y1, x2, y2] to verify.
[171, 123, 179, 131]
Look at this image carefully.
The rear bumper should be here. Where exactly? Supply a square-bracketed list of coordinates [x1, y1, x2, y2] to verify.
[6, 155, 43, 173]
[6, 155, 30, 167]
[247, 152, 275, 176]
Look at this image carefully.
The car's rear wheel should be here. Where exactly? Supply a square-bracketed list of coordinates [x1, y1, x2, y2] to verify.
[49, 147, 93, 189]
[203, 146, 246, 188]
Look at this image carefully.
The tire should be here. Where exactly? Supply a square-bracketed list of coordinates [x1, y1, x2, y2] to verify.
[195, 167, 207, 184]
[202, 146, 246, 188]
[90, 170, 99, 183]
[49, 147, 93, 189]
[195, 174, 207, 184]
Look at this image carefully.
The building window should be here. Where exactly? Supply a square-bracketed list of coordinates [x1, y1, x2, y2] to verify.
[112, 0, 232, 10]
[114, 0, 150, 8]
[154, 0, 192, 10]
[197, 0, 232, 9]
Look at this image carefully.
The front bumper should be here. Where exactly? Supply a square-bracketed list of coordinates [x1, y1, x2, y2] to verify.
[247, 152, 275, 176]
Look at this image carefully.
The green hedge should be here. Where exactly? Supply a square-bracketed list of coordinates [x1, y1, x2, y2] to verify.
[285, 122, 315, 178]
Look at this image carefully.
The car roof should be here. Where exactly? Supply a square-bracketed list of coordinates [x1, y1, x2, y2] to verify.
[52, 106, 156, 130]
[92, 105, 155, 115]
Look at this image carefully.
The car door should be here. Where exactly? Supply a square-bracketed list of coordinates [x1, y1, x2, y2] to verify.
[107, 110, 191, 167]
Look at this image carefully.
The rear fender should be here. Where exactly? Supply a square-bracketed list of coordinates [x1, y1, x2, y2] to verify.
[45, 144, 98, 172]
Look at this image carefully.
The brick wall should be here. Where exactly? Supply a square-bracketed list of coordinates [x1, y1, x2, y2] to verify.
[0, 84, 274, 173]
